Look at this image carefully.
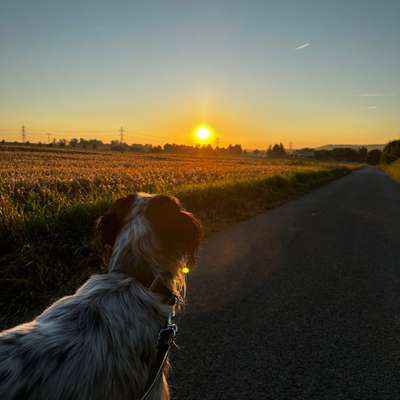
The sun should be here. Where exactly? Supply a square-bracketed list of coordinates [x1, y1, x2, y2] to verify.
[195, 125, 213, 142]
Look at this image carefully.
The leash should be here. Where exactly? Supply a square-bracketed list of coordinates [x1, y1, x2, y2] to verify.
[111, 271, 182, 400]
[140, 275, 179, 400]
[139, 314, 178, 400]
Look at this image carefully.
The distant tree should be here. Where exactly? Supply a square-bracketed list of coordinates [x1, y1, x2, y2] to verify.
[358, 147, 368, 163]
[331, 148, 358, 162]
[366, 149, 382, 165]
[130, 143, 144, 152]
[70, 138, 78, 148]
[57, 138, 67, 147]
[110, 140, 128, 152]
[293, 148, 315, 158]
[315, 149, 330, 160]
[162, 142, 245, 156]
[110, 145, 126, 152]
[88, 139, 103, 150]
[267, 143, 286, 158]
[231, 144, 243, 154]
[203, 144, 213, 154]
[382, 140, 400, 164]
[150, 145, 162, 153]
[314, 147, 366, 162]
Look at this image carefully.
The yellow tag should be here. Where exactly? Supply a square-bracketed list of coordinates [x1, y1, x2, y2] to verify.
[182, 266, 190, 274]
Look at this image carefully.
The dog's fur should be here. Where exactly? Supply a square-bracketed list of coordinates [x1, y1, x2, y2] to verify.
[0, 193, 202, 400]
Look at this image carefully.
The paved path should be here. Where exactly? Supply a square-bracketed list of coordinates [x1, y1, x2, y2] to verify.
[171, 167, 400, 400]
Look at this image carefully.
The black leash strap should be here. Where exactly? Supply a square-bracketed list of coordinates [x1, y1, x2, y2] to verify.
[140, 322, 178, 400]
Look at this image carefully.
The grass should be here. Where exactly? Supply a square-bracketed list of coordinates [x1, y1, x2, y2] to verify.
[382, 160, 400, 182]
[0, 147, 353, 328]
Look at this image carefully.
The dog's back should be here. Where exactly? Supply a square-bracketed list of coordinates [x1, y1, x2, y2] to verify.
[0, 273, 169, 400]
[1, 193, 202, 400]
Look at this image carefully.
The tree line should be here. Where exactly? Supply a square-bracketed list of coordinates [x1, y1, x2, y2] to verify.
[381, 140, 400, 164]
[257, 143, 383, 164]
[3, 136, 399, 165]
[312, 141, 400, 165]
[36, 137, 245, 155]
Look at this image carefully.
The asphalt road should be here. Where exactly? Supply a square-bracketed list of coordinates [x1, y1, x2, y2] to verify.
[171, 167, 400, 400]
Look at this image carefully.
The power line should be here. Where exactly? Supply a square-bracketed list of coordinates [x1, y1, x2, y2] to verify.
[21, 125, 26, 143]
[1, 126, 176, 144]
[0, 127, 158, 138]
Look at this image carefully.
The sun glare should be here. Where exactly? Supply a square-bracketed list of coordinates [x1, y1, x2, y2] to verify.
[195, 126, 213, 142]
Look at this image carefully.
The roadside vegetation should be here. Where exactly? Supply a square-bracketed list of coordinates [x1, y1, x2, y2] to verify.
[382, 160, 400, 182]
[380, 140, 400, 182]
[0, 147, 353, 328]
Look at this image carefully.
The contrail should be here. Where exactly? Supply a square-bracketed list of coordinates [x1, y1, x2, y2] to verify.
[359, 93, 397, 97]
[359, 93, 380, 97]
[295, 43, 310, 50]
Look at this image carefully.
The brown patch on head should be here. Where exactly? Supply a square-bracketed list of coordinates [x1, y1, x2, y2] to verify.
[145, 195, 202, 268]
[96, 194, 137, 264]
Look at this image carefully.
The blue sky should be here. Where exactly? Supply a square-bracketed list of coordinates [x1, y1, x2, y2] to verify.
[0, 0, 399, 147]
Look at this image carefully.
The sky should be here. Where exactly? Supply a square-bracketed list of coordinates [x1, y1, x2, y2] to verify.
[0, 0, 399, 148]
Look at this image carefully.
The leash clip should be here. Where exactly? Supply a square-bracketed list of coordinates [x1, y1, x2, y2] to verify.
[158, 323, 178, 348]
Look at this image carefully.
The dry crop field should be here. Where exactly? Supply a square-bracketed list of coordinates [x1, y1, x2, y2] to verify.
[1, 147, 324, 210]
[0, 145, 352, 327]
[0, 146, 335, 240]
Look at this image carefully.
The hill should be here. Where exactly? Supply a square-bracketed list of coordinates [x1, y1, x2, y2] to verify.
[316, 144, 384, 151]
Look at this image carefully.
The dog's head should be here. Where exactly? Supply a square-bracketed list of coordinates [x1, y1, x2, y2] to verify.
[96, 193, 202, 302]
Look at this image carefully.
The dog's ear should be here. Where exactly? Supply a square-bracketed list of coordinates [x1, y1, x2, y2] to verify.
[96, 213, 118, 248]
[96, 195, 137, 264]
[146, 195, 202, 265]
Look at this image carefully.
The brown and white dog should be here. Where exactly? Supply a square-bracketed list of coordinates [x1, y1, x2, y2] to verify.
[0, 193, 202, 400]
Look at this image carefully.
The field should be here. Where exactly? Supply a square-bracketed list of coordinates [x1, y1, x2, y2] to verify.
[0, 146, 352, 328]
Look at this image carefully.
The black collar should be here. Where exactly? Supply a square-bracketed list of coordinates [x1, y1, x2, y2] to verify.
[148, 275, 177, 306]
[113, 267, 176, 306]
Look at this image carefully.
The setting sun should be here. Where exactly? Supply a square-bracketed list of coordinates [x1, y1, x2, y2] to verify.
[195, 126, 213, 142]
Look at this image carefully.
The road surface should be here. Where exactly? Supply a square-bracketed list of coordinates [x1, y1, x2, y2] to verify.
[171, 167, 400, 400]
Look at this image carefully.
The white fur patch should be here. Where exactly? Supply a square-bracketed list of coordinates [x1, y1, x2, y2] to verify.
[109, 193, 155, 271]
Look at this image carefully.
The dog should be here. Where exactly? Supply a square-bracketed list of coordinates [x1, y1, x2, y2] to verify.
[0, 193, 202, 400]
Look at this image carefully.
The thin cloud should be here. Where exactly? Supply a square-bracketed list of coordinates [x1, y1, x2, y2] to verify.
[367, 105, 377, 109]
[295, 43, 310, 50]
[358, 93, 396, 97]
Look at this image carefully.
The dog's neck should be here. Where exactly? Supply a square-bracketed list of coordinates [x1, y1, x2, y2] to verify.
[148, 275, 177, 306]
[107, 223, 177, 306]
[111, 260, 176, 306]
